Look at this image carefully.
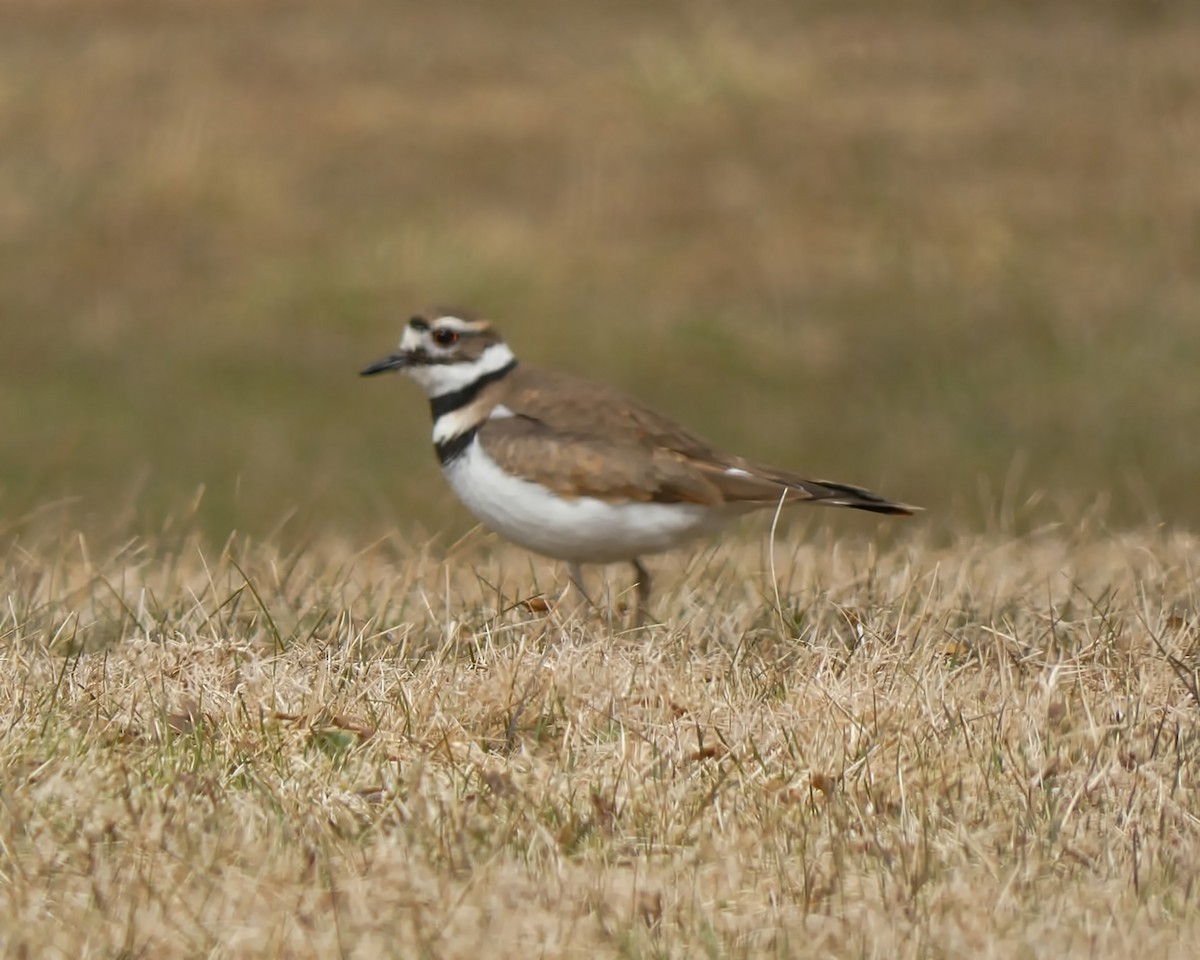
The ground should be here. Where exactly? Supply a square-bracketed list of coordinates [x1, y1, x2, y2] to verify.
[3, 522, 1198, 957]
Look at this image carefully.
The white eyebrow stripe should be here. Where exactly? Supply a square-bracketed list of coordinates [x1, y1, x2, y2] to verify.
[434, 315, 489, 334]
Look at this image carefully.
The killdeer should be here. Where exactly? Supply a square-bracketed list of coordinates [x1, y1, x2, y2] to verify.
[361, 307, 918, 619]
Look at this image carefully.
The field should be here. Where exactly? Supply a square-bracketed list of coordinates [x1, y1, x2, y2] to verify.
[2, 0, 1200, 957]
[3, 525, 1199, 957]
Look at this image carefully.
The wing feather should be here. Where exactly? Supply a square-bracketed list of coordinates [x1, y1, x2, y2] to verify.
[485, 365, 917, 515]
[476, 415, 723, 505]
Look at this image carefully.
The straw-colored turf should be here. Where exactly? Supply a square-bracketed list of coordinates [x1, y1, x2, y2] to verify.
[3, 523, 1198, 958]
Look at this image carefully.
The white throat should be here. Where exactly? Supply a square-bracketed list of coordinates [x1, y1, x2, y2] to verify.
[404, 342, 516, 398]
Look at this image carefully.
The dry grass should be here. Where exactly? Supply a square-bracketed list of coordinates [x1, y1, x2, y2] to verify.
[3, 520, 1199, 958]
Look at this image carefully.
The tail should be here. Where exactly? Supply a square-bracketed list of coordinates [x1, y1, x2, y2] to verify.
[789, 477, 920, 516]
[699, 458, 920, 515]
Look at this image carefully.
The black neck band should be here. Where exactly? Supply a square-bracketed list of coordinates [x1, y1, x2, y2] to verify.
[428, 359, 518, 421]
[435, 427, 477, 466]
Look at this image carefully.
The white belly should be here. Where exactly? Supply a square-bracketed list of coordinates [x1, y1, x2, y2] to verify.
[442, 438, 725, 564]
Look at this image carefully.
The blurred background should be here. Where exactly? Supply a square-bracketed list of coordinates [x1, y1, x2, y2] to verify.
[1, 0, 1197, 544]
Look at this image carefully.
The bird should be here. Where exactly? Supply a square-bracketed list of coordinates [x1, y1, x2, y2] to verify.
[361, 307, 918, 621]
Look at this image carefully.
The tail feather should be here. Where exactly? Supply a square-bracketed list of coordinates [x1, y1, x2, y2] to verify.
[695, 458, 920, 516]
[795, 478, 919, 516]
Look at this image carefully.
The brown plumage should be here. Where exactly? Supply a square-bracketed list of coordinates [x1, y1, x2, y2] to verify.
[473, 364, 918, 515]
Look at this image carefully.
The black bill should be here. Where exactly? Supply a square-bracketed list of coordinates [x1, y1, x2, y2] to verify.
[360, 353, 408, 376]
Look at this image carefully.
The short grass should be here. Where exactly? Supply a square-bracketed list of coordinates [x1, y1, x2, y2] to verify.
[3, 519, 1199, 958]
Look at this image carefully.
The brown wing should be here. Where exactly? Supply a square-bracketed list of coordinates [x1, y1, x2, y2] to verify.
[491, 365, 918, 515]
[496, 365, 729, 461]
[476, 414, 724, 505]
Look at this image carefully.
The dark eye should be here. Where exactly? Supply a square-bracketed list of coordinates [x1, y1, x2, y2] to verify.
[432, 328, 460, 347]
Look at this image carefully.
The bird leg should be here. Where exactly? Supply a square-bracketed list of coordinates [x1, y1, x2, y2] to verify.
[631, 559, 652, 626]
[564, 561, 652, 625]
[564, 562, 596, 616]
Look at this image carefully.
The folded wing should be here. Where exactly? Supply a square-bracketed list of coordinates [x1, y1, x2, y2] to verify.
[488, 365, 918, 515]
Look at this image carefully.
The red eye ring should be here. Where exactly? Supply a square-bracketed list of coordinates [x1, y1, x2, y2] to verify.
[432, 328, 460, 347]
